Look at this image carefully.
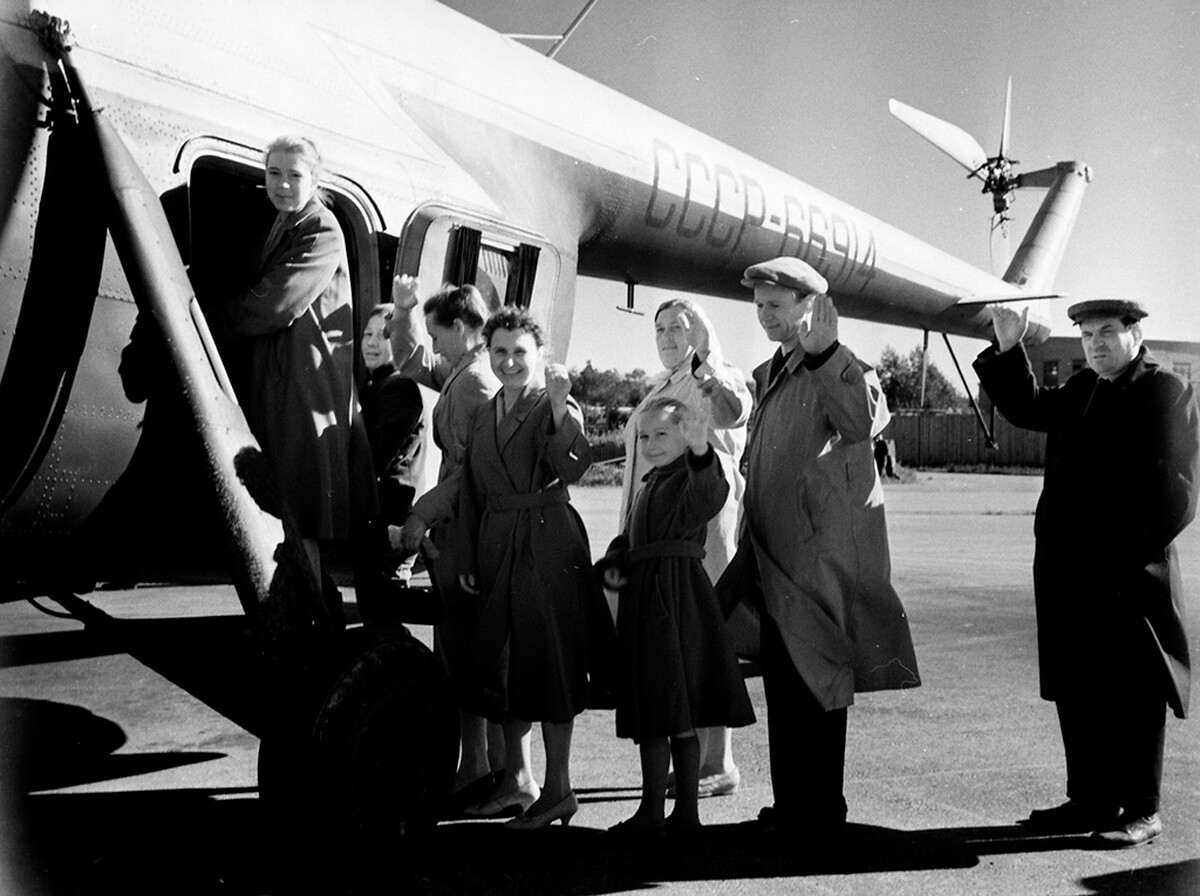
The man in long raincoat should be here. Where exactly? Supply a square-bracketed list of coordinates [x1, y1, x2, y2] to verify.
[728, 256, 920, 838]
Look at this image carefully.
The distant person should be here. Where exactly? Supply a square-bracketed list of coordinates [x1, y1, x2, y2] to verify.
[388, 276, 503, 808]
[358, 303, 425, 597]
[620, 297, 753, 799]
[725, 256, 920, 838]
[974, 299, 1200, 847]
[874, 436, 896, 479]
[401, 307, 604, 830]
[208, 135, 374, 613]
[600, 396, 754, 841]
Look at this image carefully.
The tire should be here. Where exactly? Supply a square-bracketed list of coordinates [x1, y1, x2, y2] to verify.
[258, 623, 459, 845]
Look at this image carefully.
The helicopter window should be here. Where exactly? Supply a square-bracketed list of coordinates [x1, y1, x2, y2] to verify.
[396, 207, 555, 316]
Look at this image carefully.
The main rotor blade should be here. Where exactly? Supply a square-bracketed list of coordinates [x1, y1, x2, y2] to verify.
[999, 76, 1013, 159]
[889, 98, 988, 175]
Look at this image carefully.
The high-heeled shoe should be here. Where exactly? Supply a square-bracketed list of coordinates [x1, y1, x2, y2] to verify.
[463, 783, 540, 818]
[503, 792, 578, 830]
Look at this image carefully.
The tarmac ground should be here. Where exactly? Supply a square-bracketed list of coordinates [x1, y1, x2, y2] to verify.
[1, 472, 1198, 895]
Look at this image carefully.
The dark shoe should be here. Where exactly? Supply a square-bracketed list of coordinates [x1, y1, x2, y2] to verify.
[665, 814, 703, 845]
[1022, 800, 1123, 833]
[754, 805, 846, 839]
[608, 816, 666, 843]
[1094, 813, 1162, 848]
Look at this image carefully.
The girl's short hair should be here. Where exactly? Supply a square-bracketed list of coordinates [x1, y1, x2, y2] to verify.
[483, 306, 545, 348]
[638, 395, 694, 427]
[423, 284, 489, 331]
[366, 302, 394, 333]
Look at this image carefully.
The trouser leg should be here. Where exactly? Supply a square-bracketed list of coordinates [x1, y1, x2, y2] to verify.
[1056, 695, 1165, 815]
[761, 611, 848, 820]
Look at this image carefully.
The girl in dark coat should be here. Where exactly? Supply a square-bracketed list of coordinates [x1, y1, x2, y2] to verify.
[601, 396, 755, 840]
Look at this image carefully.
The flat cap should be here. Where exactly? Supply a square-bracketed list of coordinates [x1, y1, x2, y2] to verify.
[1066, 298, 1148, 323]
[741, 256, 828, 295]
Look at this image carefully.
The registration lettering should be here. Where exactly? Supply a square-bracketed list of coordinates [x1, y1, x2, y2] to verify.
[645, 138, 877, 289]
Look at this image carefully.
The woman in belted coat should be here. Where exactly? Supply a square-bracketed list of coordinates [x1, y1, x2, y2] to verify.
[404, 306, 600, 830]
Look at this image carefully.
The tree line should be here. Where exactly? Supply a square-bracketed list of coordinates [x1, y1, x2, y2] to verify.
[569, 345, 966, 423]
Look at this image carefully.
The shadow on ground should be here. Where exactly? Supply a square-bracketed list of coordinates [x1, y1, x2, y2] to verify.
[6, 784, 1197, 895]
[0, 697, 220, 792]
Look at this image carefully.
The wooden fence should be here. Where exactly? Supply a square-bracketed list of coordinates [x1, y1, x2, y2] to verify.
[888, 411, 1046, 468]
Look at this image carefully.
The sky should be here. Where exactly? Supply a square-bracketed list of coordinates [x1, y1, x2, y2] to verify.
[442, 0, 1199, 389]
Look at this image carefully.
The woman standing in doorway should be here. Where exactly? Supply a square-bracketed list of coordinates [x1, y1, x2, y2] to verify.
[210, 135, 373, 605]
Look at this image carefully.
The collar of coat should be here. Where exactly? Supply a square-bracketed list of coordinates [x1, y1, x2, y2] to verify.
[641, 453, 688, 483]
[495, 387, 545, 448]
[367, 362, 396, 386]
[1086, 345, 1159, 390]
[444, 342, 489, 389]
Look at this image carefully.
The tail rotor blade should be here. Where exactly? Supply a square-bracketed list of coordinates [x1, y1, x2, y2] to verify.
[990, 214, 1011, 276]
[888, 97, 989, 176]
[999, 76, 1013, 159]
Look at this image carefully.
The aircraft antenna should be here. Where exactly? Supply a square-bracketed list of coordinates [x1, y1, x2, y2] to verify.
[504, 1, 600, 58]
[547, 0, 600, 59]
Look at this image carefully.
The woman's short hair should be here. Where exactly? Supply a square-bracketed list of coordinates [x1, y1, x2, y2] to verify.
[263, 135, 322, 176]
[423, 284, 489, 331]
[483, 306, 545, 348]
[638, 395, 694, 427]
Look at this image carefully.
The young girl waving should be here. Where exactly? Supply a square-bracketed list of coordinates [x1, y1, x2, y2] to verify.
[600, 397, 755, 841]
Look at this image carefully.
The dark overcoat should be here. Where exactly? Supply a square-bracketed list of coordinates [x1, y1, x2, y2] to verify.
[216, 196, 375, 539]
[361, 362, 425, 524]
[605, 449, 755, 742]
[974, 345, 1200, 718]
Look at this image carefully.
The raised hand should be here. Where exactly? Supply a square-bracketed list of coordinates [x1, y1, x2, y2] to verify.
[680, 406, 710, 455]
[545, 362, 572, 408]
[990, 304, 1029, 353]
[391, 273, 420, 311]
[686, 307, 714, 361]
[798, 293, 838, 356]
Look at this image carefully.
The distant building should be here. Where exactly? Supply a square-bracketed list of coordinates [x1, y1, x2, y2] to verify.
[893, 335, 1200, 470]
[1026, 337, 1200, 389]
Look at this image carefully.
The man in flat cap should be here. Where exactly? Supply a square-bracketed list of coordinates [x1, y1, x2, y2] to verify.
[724, 256, 920, 838]
[974, 300, 1200, 847]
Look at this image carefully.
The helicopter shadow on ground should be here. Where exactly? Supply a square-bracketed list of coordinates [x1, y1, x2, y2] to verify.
[12, 779, 1193, 896]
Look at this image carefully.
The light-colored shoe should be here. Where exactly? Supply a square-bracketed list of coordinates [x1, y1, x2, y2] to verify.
[503, 792, 578, 830]
[669, 766, 741, 799]
[463, 783, 540, 819]
[1094, 813, 1163, 848]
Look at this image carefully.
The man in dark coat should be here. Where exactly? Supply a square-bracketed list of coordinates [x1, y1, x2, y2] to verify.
[974, 299, 1200, 848]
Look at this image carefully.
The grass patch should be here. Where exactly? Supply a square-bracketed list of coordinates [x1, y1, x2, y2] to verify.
[579, 460, 624, 487]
